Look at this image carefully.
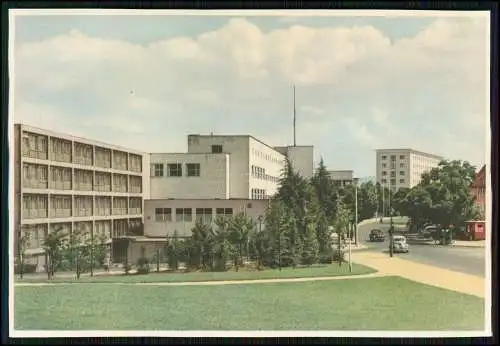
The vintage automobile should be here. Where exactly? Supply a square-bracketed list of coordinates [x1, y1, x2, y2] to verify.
[369, 229, 385, 242]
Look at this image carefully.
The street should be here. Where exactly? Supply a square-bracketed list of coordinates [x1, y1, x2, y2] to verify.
[357, 221, 486, 278]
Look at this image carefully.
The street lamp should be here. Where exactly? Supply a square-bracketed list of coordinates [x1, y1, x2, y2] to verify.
[328, 225, 334, 264]
[353, 177, 359, 246]
[389, 181, 394, 258]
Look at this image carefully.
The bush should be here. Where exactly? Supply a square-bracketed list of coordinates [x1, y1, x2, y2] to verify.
[136, 257, 150, 275]
[14, 263, 37, 274]
[123, 261, 132, 275]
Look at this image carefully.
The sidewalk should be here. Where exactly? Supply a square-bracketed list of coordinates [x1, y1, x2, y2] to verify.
[452, 240, 485, 248]
[351, 251, 485, 298]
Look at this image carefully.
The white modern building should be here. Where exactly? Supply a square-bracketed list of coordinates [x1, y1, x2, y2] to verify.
[150, 134, 314, 200]
[13, 124, 149, 271]
[327, 170, 354, 187]
[144, 199, 270, 238]
[375, 148, 444, 191]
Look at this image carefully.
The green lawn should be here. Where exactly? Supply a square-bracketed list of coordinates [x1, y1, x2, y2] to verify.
[16, 263, 375, 284]
[15, 276, 484, 330]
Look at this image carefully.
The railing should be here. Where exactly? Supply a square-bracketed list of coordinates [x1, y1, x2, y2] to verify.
[49, 209, 72, 218]
[112, 208, 127, 215]
[22, 209, 48, 219]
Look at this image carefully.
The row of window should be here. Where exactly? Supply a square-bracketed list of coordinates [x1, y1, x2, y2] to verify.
[155, 207, 233, 222]
[382, 162, 406, 169]
[152, 163, 201, 177]
[381, 155, 406, 160]
[251, 188, 267, 200]
[251, 165, 279, 183]
[380, 179, 405, 185]
[22, 132, 142, 172]
[251, 148, 283, 165]
[381, 171, 405, 177]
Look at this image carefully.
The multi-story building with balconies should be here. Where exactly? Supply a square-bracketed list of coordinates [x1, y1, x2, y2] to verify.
[12, 124, 149, 271]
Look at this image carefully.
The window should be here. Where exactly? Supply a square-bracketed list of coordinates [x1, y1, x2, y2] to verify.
[381, 178, 387, 184]
[381, 155, 387, 160]
[390, 179, 396, 186]
[390, 155, 396, 161]
[155, 208, 172, 221]
[187, 163, 200, 177]
[167, 163, 182, 177]
[216, 208, 233, 216]
[382, 163, 387, 168]
[390, 171, 396, 178]
[211, 145, 223, 153]
[382, 171, 387, 176]
[400, 179, 405, 184]
[399, 155, 405, 160]
[196, 208, 212, 224]
[400, 163, 405, 168]
[399, 171, 405, 176]
[390, 162, 396, 169]
[176, 208, 193, 222]
[153, 164, 164, 177]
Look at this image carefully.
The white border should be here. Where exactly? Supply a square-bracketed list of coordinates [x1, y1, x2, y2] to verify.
[9, 9, 491, 18]
[8, 9, 493, 339]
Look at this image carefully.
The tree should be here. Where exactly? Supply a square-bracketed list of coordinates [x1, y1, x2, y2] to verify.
[212, 216, 234, 271]
[227, 213, 253, 271]
[41, 225, 67, 280]
[263, 199, 296, 269]
[334, 194, 350, 267]
[165, 230, 183, 271]
[301, 223, 319, 266]
[190, 220, 216, 270]
[17, 232, 27, 279]
[357, 181, 379, 221]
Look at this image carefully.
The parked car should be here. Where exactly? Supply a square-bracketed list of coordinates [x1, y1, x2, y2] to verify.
[390, 235, 409, 253]
[369, 229, 385, 242]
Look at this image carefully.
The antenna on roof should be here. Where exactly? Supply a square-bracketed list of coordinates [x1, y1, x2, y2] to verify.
[293, 84, 296, 147]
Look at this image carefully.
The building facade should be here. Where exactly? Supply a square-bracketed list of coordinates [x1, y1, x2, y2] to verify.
[144, 199, 270, 238]
[375, 149, 443, 191]
[470, 165, 486, 217]
[13, 124, 148, 271]
[149, 134, 314, 200]
[327, 170, 354, 187]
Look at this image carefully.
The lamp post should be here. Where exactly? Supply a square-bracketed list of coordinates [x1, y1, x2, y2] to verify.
[328, 225, 334, 264]
[354, 177, 359, 246]
[389, 181, 394, 258]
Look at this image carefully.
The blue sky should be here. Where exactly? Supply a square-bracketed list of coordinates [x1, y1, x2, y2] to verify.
[12, 11, 489, 177]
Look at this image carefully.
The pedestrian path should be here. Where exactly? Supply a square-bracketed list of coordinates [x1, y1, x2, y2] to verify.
[15, 271, 389, 287]
[351, 251, 485, 298]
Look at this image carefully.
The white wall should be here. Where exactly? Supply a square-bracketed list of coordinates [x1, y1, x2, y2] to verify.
[144, 199, 269, 237]
[249, 137, 286, 198]
[286, 146, 314, 179]
[149, 153, 229, 199]
[187, 135, 250, 198]
[377, 149, 442, 189]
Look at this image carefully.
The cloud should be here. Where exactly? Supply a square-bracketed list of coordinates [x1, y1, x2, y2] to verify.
[12, 15, 489, 175]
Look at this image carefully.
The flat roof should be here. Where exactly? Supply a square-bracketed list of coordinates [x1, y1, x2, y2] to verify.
[15, 123, 146, 156]
[149, 152, 229, 156]
[375, 148, 444, 160]
[188, 134, 313, 156]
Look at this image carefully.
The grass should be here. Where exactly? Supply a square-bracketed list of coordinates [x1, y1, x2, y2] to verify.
[16, 263, 376, 284]
[14, 276, 484, 330]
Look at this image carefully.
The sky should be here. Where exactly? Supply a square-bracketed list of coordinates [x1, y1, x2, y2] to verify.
[11, 11, 490, 178]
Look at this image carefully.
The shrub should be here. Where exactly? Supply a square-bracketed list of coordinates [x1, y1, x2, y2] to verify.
[136, 257, 150, 275]
[123, 261, 132, 275]
[14, 263, 37, 274]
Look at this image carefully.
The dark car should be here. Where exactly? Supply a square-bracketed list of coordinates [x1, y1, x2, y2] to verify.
[369, 229, 385, 242]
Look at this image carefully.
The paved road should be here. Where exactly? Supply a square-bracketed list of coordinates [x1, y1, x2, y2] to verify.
[356, 221, 486, 278]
